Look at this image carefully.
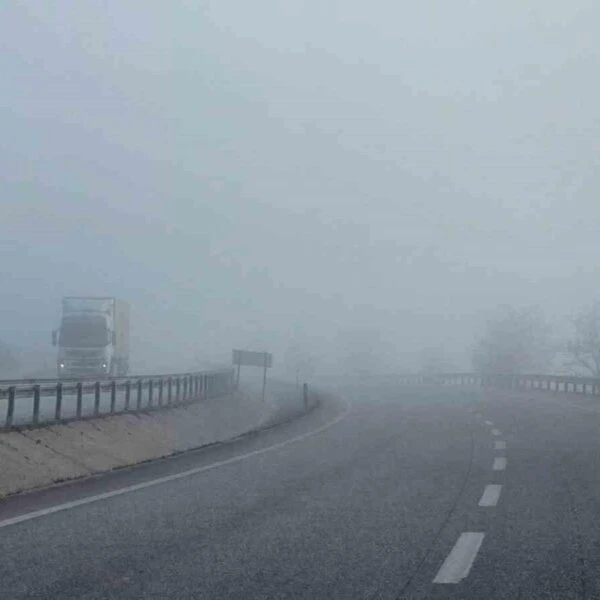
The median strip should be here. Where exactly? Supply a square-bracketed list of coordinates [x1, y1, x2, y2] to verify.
[0, 403, 347, 530]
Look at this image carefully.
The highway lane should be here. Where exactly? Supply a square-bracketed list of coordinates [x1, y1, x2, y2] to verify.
[1, 382, 600, 598]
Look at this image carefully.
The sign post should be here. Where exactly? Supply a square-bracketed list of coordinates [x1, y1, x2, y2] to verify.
[263, 352, 268, 402]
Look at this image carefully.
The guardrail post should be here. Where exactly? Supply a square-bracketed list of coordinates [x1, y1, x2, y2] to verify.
[168, 377, 173, 405]
[94, 381, 101, 416]
[158, 379, 164, 407]
[148, 379, 153, 408]
[76, 382, 83, 418]
[55, 382, 63, 421]
[176, 377, 181, 404]
[183, 376, 188, 402]
[6, 386, 15, 428]
[137, 379, 143, 410]
[33, 384, 40, 425]
[125, 380, 131, 410]
[110, 380, 117, 413]
[303, 382, 308, 411]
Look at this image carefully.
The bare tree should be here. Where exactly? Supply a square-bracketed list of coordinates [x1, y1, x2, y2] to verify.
[284, 341, 318, 386]
[0, 341, 19, 378]
[335, 328, 390, 377]
[472, 305, 552, 374]
[418, 347, 455, 374]
[565, 301, 600, 376]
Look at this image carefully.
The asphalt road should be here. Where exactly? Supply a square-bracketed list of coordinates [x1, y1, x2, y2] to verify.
[1, 380, 600, 599]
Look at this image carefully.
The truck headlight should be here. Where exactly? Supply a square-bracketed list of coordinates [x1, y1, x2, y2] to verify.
[102, 363, 107, 369]
[59, 363, 65, 369]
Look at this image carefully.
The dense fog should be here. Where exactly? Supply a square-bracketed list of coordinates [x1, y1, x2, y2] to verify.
[2, 1, 599, 378]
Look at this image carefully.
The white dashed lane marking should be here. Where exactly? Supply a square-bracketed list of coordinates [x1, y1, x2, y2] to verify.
[433, 532, 486, 584]
[493, 457, 507, 471]
[478, 484, 502, 507]
[494, 441, 506, 450]
[484, 420, 493, 426]
[491, 428, 501, 436]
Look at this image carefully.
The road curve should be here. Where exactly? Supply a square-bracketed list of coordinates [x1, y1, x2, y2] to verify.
[1, 381, 600, 598]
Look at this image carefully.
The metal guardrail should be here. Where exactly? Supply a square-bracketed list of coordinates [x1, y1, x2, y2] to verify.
[397, 372, 600, 396]
[0, 370, 233, 430]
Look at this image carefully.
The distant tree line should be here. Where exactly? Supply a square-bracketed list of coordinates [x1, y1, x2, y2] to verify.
[471, 302, 600, 376]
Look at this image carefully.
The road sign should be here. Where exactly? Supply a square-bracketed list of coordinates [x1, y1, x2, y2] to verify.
[232, 350, 273, 368]
[232, 350, 273, 401]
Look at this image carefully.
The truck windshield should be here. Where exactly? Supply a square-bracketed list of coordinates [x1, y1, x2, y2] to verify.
[59, 317, 109, 348]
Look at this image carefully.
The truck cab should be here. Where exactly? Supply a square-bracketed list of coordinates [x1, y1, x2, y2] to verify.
[53, 297, 129, 378]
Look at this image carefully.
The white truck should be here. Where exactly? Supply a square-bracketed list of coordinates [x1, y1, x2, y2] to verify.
[52, 297, 130, 378]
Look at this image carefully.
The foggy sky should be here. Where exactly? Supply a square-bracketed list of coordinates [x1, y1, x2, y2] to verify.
[2, 1, 599, 373]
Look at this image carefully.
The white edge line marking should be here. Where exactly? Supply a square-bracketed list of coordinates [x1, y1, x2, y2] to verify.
[478, 484, 502, 507]
[433, 532, 485, 584]
[491, 428, 501, 436]
[0, 407, 350, 530]
[493, 457, 507, 471]
[494, 441, 506, 450]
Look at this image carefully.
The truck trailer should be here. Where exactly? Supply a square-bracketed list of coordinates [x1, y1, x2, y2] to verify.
[52, 297, 130, 378]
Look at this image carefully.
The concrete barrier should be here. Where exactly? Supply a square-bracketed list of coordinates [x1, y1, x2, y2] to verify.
[0, 388, 271, 498]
